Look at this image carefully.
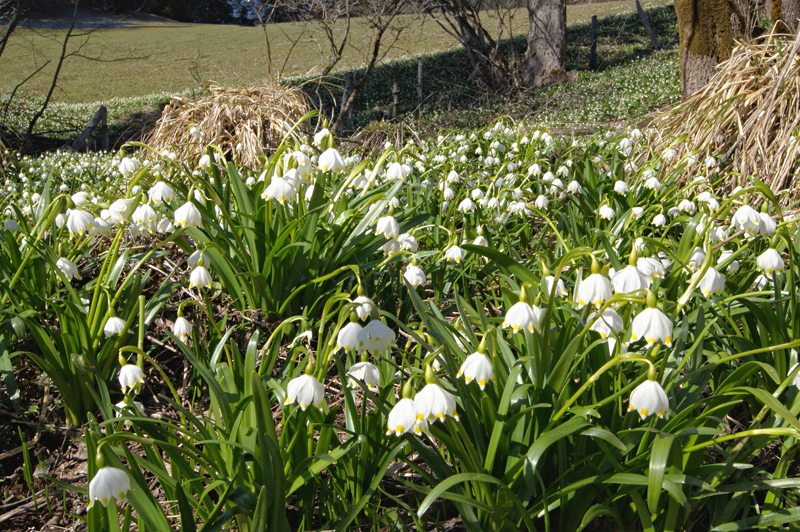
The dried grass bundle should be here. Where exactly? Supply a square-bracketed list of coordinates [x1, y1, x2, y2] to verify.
[147, 82, 311, 169]
[650, 27, 800, 204]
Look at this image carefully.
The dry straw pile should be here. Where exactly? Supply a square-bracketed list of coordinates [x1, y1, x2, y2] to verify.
[651, 27, 800, 203]
[147, 83, 310, 169]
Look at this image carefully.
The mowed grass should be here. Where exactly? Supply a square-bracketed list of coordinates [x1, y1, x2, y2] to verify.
[0, 0, 672, 104]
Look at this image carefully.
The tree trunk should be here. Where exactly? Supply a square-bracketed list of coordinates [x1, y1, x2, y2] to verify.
[525, 0, 567, 88]
[674, 0, 744, 99]
[769, 0, 800, 32]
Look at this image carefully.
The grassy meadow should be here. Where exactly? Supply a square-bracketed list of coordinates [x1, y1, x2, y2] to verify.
[0, 0, 673, 104]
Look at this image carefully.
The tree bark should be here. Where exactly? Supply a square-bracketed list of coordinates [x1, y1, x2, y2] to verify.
[769, 0, 800, 32]
[674, 0, 744, 99]
[525, 0, 567, 88]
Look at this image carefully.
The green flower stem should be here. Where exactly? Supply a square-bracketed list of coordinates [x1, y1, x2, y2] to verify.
[119, 346, 183, 421]
[683, 428, 800, 453]
[87, 224, 126, 340]
[259, 316, 305, 376]
[549, 354, 655, 427]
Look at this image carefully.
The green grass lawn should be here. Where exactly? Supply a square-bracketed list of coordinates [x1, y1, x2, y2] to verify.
[0, 0, 673, 104]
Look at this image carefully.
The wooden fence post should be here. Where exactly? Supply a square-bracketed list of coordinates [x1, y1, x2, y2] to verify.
[417, 59, 423, 121]
[391, 63, 400, 121]
[71, 105, 107, 152]
[589, 15, 598, 70]
[635, 0, 660, 49]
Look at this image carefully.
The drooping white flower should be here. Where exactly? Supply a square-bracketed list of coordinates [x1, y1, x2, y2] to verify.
[614, 180, 629, 194]
[630, 307, 673, 347]
[118, 364, 144, 392]
[415, 383, 459, 423]
[628, 379, 670, 420]
[757, 248, 785, 274]
[148, 181, 176, 205]
[588, 308, 624, 339]
[132, 204, 157, 233]
[752, 274, 769, 290]
[502, 301, 539, 333]
[379, 238, 400, 256]
[692, 267, 725, 298]
[458, 352, 494, 390]
[357, 320, 396, 355]
[375, 215, 399, 239]
[686, 247, 706, 272]
[717, 250, 739, 273]
[313, 128, 330, 146]
[398, 233, 418, 252]
[458, 198, 476, 213]
[637, 257, 665, 282]
[472, 235, 488, 247]
[543, 275, 568, 298]
[678, 199, 696, 214]
[404, 264, 427, 287]
[598, 205, 615, 220]
[577, 271, 613, 309]
[318, 148, 345, 173]
[115, 400, 144, 429]
[758, 212, 777, 236]
[386, 398, 426, 436]
[337, 321, 363, 353]
[173, 317, 192, 342]
[174, 202, 202, 229]
[189, 265, 212, 289]
[56, 257, 81, 281]
[644, 177, 661, 190]
[567, 180, 582, 194]
[347, 361, 381, 389]
[534, 195, 549, 209]
[91, 217, 112, 236]
[732, 205, 760, 236]
[118, 157, 140, 178]
[445, 245, 464, 263]
[652, 213, 667, 227]
[65, 208, 95, 238]
[611, 265, 649, 295]
[263, 176, 297, 204]
[284, 374, 325, 411]
[353, 295, 375, 321]
[631, 207, 644, 219]
[88, 467, 131, 509]
[103, 316, 127, 338]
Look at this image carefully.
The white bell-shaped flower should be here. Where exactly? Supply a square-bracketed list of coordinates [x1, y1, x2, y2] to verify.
[628, 379, 669, 420]
[66, 208, 95, 238]
[263, 176, 297, 204]
[88, 466, 131, 509]
[398, 233, 418, 252]
[133, 204, 157, 233]
[472, 235, 488, 247]
[189, 265, 212, 289]
[415, 383, 458, 423]
[115, 400, 144, 429]
[598, 205, 615, 220]
[404, 264, 427, 287]
[56, 257, 81, 281]
[652, 214, 666, 227]
[103, 316, 127, 338]
[445, 245, 464, 263]
[686, 247, 706, 272]
[614, 180, 629, 194]
[732, 205, 760, 235]
[757, 248, 785, 274]
[457, 352, 494, 390]
[379, 238, 400, 256]
[458, 198, 476, 213]
[386, 397, 427, 436]
[577, 259, 613, 309]
[173, 316, 192, 342]
[534, 195, 549, 209]
[502, 300, 539, 333]
[375, 215, 399, 239]
[588, 308, 624, 339]
[284, 374, 325, 411]
[357, 320, 396, 355]
[352, 295, 375, 320]
[148, 181, 176, 205]
[318, 148, 345, 173]
[174, 202, 202, 229]
[644, 177, 661, 190]
[630, 292, 673, 346]
[337, 321, 363, 352]
[347, 361, 380, 389]
[118, 364, 144, 392]
[118, 157, 140, 178]
[717, 250, 739, 273]
[692, 267, 725, 298]
[637, 257, 665, 282]
[611, 264, 649, 295]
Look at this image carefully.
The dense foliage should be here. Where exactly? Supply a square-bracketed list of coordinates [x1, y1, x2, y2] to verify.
[2, 113, 800, 531]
